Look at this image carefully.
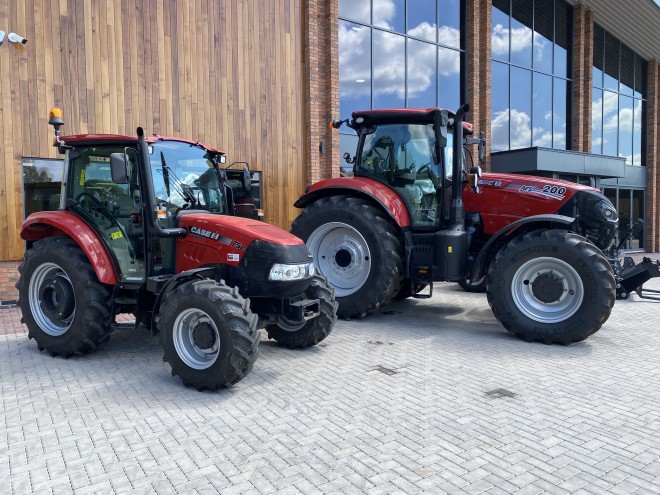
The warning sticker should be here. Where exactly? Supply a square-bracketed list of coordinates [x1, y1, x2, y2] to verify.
[227, 253, 239, 262]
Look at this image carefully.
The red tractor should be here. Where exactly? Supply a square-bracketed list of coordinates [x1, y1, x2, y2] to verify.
[17, 109, 337, 390]
[292, 104, 656, 345]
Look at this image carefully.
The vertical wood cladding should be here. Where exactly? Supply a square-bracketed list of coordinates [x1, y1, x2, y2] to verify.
[0, 0, 306, 261]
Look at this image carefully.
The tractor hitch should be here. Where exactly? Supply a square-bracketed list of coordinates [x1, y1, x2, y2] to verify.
[614, 256, 660, 301]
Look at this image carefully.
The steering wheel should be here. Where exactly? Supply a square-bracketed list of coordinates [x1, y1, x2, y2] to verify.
[76, 192, 136, 261]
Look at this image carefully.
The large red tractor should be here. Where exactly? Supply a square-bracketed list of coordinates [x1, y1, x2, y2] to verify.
[292, 104, 656, 345]
[17, 109, 337, 390]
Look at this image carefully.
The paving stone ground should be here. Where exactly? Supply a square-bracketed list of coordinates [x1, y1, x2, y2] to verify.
[1, 278, 660, 494]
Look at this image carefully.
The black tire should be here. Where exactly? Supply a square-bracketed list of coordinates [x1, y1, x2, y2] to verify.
[17, 237, 113, 357]
[157, 279, 260, 390]
[291, 196, 403, 318]
[486, 229, 615, 345]
[266, 275, 338, 348]
[457, 277, 486, 293]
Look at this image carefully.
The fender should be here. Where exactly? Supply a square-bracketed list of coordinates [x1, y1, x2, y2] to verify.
[149, 266, 219, 334]
[294, 177, 411, 228]
[21, 211, 119, 285]
[470, 214, 575, 284]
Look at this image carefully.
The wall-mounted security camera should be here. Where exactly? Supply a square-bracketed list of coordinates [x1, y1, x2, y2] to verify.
[0, 31, 5, 46]
[8, 32, 27, 45]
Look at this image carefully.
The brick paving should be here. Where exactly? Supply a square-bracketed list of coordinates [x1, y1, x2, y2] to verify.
[1, 277, 660, 494]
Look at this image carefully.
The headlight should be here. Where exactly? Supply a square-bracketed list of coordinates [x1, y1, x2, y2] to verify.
[595, 200, 618, 222]
[268, 262, 315, 281]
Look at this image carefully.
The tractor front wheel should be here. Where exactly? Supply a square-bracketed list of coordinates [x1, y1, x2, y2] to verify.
[487, 229, 615, 344]
[266, 275, 338, 348]
[291, 196, 403, 318]
[157, 279, 260, 390]
[17, 237, 113, 357]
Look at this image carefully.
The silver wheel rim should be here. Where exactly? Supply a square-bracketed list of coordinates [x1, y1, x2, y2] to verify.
[28, 262, 75, 336]
[173, 308, 220, 370]
[306, 222, 370, 297]
[511, 257, 584, 323]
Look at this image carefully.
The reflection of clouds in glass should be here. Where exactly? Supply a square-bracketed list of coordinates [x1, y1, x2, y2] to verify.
[372, 0, 397, 29]
[492, 23, 546, 61]
[339, 24, 371, 97]
[340, 20, 460, 100]
[492, 109, 566, 150]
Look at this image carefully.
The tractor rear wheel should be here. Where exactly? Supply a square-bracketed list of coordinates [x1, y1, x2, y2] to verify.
[17, 237, 113, 357]
[291, 196, 403, 318]
[157, 279, 260, 390]
[487, 229, 615, 344]
[266, 275, 338, 348]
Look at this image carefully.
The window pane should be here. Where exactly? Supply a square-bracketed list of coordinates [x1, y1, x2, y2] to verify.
[619, 191, 631, 249]
[602, 90, 618, 157]
[554, 0, 569, 77]
[632, 189, 644, 249]
[491, 60, 510, 151]
[492, 0, 510, 62]
[619, 44, 634, 96]
[593, 24, 604, 88]
[438, 0, 461, 48]
[339, 21, 372, 116]
[532, 72, 552, 147]
[373, 0, 404, 33]
[408, 38, 437, 107]
[510, 0, 533, 68]
[553, 78, 567, 149]
[634, 55, 644, 99]
[618, 95, 633, 165]
[533, 0, 553, 74]
[22, 158, 64, 218]
[407, 0, 436, 42]
[633, 99, 642, 165]
[339, 0, 370, 23]
[604, 32, 619, 92]
[373, 30, 405, 108]
[592, 88, 603, 155]
[510, 67, 532, 149]
[438, 47, 461, 109]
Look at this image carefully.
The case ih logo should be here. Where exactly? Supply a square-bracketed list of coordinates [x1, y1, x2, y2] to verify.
[190, 226, 221, 240]
[477, 179, 503, 187]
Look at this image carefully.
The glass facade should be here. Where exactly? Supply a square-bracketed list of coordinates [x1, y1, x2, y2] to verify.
[339, 0, 464, 171]
[491, 0, 572, 152]
[592, 24, 646, 166]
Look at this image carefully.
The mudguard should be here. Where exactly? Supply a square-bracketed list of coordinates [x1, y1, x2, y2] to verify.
[21, 211, 118, 285]
[294, 177, 411, 228]
[469, 214, 575, 283]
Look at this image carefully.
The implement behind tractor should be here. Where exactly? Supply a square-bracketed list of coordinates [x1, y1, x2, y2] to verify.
[293, 104, 659, 345]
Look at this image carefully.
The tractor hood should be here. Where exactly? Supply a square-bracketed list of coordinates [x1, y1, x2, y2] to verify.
[463, 172, 618, 250]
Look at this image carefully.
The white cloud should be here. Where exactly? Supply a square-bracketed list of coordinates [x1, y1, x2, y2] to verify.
[492, 23, 548, 61]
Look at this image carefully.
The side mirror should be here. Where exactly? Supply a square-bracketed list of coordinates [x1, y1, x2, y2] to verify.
[478, 131, 486, 162]
[110, 153, 129, 184]
[343, 152, 354, 164]
[469, 166, 482, 194]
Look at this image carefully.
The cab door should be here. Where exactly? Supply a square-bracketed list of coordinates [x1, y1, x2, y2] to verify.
[66, 146, 146, 282]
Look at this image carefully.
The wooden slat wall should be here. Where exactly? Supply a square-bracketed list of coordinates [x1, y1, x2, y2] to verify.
[0, 0, 307, 261]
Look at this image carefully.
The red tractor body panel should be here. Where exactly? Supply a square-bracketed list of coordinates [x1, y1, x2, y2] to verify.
[175, 213, 305, 272]
[300, 177, 412, 227]
[21, 211, 119, 285]
[54, 134, 225, 154]
[463, 173, 598, 234]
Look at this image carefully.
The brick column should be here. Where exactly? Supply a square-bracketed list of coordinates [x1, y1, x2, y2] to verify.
[572, 5, 593, 152]
[303, 0, 340, 186]
[465, 0, 492, 170]
[646, 60, 659, 252]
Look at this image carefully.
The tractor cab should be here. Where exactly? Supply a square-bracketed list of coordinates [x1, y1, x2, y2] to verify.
[338, 108, 484, 229]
